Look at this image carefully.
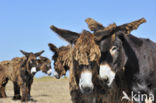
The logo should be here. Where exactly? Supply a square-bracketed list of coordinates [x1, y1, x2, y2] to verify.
[121, 91, 130, 101]
[121, 91, 154, 102]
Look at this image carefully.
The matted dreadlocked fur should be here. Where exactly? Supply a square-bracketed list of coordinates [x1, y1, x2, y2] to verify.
[72, 30, 101, 65]
[56, 45, 72, 69]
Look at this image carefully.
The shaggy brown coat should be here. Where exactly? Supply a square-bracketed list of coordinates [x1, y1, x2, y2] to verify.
[48, 43, 71, 78]
[50, 25, 101, 103]
[50, 20, 144, 103]
[0, 50, 44, 101]
[12, 56, 52, 100]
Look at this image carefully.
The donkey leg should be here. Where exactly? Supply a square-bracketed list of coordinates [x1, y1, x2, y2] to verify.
[0, 83, 3, 98]
[20, 83, 30, 102]
[12, 82, 21, 100]
[0, 87, 7, 98]
[0, 78, 8, 98]
[0, 85, 3, 98]
[28, 79, 33, 100]
[0, 90, 2, 98]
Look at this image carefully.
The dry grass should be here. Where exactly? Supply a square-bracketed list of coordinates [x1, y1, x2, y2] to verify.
[0, 77, 72, 103]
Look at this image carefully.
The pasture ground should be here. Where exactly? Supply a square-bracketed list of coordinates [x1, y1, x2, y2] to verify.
[0, 77, 72, 103]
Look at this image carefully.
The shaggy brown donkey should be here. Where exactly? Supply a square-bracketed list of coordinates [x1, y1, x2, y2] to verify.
[0, 50, 44, 101]
[50, 19, 146, 103]
[13, 56, 52, 100]
[48, 43, 71, 79]
[50, 25, 101, 103]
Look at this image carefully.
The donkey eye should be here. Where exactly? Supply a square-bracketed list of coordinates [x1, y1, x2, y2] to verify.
[110, 46, 118, 55]
[112, 46, 118, 51]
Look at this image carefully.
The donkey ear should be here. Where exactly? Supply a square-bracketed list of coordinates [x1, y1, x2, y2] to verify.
[48, 43, 58, 53]
[35, 50, 44, 57]
[20, 50, 30, 57]
[94, 23, 116, 41]
[50, 25, 80, 44]
[117, 18, 146, 35]
[85, 18, 105, 32]
[39, 56, 47, 61]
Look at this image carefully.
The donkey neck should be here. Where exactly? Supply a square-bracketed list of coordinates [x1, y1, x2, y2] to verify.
[121, 34, 156, 93]
[120, 35, 140, 88]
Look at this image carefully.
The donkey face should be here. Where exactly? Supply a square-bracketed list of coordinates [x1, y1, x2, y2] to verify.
[73, 31, 101, 94]
[94, 24, 127, 86]
[48, 43, 70, 79]
[37, 56, 52, 76]
[50, 26, 101, 94]
[96, 31, 127, 86]
[86, 18, 146, 86]
[20, 50, 44, 75]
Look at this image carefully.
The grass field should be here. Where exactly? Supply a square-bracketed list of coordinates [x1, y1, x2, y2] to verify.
[0, 77, 72, 103]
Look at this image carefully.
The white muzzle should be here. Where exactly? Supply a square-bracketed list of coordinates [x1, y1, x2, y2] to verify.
[99, 64, 115, 86]
[31, 67, 37, 74]
[47, 69, 52, 75]
[79, 71, 94, 94]
[53, 71, 60, 79]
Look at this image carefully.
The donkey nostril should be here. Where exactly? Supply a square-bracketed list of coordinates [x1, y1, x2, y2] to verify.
[48, 73, 51, 76]
[81, 86, 93, 94]
[32, 72, 36, 75]
[54, 74, 60, 79]
[104, 77, 109, 83]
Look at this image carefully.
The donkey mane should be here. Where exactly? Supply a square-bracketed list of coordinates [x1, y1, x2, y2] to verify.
[11, 57, 26, 67]
[59, 45, 71, 51]
[0, 61, 10, 66]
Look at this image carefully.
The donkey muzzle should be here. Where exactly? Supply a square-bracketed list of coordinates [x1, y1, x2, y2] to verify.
[99, 64, 115, 86]
[31, 67, 37, 75]
[47, 69, 52, 76]
[53, 71, 60, 79]
[79, 71, 94, 94]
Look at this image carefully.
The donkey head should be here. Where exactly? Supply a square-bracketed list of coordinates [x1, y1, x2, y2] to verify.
[37, 56, 52, 76]
[48, 43, 71, 79]
[50, 25, 101, 94]
[85, 18, 146, 86]
[20, 50, 44, 75]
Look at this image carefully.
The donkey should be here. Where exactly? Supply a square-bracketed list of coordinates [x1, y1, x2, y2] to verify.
[86, 18, 156, 103]
[48, 43, 71, 79]
[13, 56, 52, 100]
[50, 25, 101, 103]
[37, 56, 52, 76]
[0, 50, 44, 101]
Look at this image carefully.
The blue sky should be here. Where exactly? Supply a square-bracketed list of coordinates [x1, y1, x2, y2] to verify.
[0, 0, 156, 77]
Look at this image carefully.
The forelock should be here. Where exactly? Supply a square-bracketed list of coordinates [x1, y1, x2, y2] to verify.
[27, 53, 36, 63]
[29, 53, 36, 59]
[73, 30, 101, 65]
